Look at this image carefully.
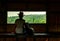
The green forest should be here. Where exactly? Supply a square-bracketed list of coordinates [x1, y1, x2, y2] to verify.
[7, 14, 46, 24]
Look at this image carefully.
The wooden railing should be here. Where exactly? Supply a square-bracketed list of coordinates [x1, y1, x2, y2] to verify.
[0, 32, 60, 41]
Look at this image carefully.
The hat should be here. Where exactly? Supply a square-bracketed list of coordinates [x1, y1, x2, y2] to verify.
[18, 11, 23, 15]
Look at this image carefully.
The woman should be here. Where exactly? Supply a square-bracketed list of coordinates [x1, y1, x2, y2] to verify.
[15, 11, 25, 34]
[15, 11, 25, 41]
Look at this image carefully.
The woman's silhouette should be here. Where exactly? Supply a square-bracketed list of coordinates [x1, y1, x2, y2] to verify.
[15, 11, 34, 35]
[15, 11, 25, 34]
[15, 11, 25, 41]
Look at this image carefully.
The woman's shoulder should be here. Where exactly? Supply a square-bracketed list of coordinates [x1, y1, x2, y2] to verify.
[15, 19, 19, 21]
[23, 19, 25, 21]
[15, 19, 25, 22]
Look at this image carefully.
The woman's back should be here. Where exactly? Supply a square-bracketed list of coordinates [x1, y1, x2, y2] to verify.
[15, 19, 25, 33]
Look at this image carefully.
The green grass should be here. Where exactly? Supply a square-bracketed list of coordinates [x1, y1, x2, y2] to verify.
[7, 14, 46, 24]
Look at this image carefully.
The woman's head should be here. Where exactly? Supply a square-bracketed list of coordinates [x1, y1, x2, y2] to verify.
[18, 11, 23, 19]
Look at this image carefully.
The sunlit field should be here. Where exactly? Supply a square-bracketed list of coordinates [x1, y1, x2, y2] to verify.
[7, 11, 46, 24]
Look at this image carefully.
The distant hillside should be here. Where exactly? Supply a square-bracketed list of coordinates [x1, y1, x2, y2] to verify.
[7, 14, 46, 24]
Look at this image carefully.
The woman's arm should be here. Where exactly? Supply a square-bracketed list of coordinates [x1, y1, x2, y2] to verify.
[14, 19, 18, 33]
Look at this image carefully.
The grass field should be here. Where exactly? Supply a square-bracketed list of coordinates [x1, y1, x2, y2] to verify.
[7, 14, 46, 24]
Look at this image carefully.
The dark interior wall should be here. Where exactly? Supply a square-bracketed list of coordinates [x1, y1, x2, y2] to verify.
[0, 0, 60, 41]
[7, 2, 46, 11]
[7, 2, 47, 33]
[7, 1, 60, 33]
[0, 0, 60, 32]
[0, 2, 7, 32]
[7, 3, 26, 11]
[49, 38, 60, 41]
[7, 24, 46, 33]
[48, 3, 60, 32]
[0, 0, 60, 33]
